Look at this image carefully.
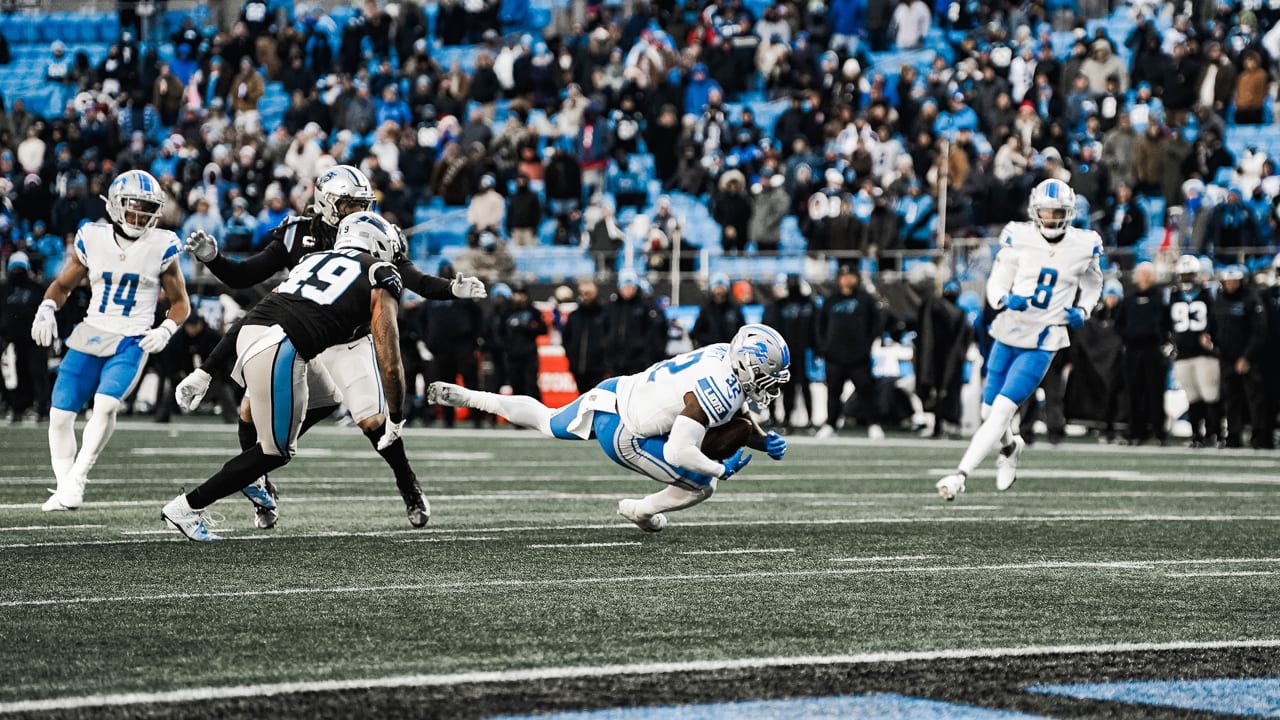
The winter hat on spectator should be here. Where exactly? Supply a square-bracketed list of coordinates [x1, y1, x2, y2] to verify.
[710, 273, 730, 290]
[1102, 279, 1124, 299]
[8, 251, 30, 272]
[617, 270, 640, 289]
[479, 174, 497, 190]
[491, 283, 513, 300]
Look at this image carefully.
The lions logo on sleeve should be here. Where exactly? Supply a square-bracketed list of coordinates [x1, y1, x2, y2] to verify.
[692, 370, 741, 427]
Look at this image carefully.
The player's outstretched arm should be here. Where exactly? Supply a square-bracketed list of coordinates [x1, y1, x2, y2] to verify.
[664, 393, 750, 479]
[31, 253, 89, 346]
[197, 239, 292, 289]
[370, 287, 406, 427]
[395, 258, 487, 300]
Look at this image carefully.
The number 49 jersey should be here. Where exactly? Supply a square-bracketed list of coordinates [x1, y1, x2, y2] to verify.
[614, 344, 745, 438]
[241, 249, 403, 360]
[74, 222, 182, 337]
[987, 222, 1104, 351]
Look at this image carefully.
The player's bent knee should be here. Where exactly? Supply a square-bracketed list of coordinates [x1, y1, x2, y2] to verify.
[356, 414, 385, 432]
[92, 395, 123, 417]
[49, 408, 75, 431]
[988, 395, 1018, 424]
[258, 439, 292, 460]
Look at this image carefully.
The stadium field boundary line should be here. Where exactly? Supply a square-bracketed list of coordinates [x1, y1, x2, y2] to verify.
[5, 557, 1280, 608]
[3, 639, 1280, 714]
[6, 515, 1280, 548]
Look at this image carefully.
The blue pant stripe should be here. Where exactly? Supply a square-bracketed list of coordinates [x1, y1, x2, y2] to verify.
[271, 340, 297, 458]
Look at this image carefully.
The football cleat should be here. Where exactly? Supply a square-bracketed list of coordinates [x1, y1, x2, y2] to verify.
[426, 381, 471, 408]
[617, 499, 667, 532]
[397, 473, 431, 528]
[41, 475, 86, 512]
[936, 471, 966, 501]
[995, 436, 1026, 491]
[241, 476, 280, 529]
[867, 424, 885, 440]
[161, 493, 223, 542]
[814, 424, 836, 440]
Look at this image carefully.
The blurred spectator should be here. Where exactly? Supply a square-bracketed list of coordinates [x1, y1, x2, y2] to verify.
[0, 252, 49, 422]
[181, 194, 225, 245]
[45, 41, 70, 84]
[764, 273, 819, 429]
[816, 264, 885, 439]
[914, 280, 969, 438]
[1134, 123, 1165, 197]
[1107, 183, 1147, 266]
[501, 283, 548, 400]
[891, 0, 930, 50]
[154, 314, 237, 423]
[1234, 51, 1269, 125]
[1214, 267, 1267, 447]
[223, 197, 259, 252]
[426, 261, 485, 428]
[750, 173, 790, 254]
[604, 272, 666, 376]
[1081, 39, 1127, 93]
[1196, 42, 1237, 119]
[691, 274, 745, 347]
[561, 280, 610, 393]
[1116, 262, 1169, 444]
[455, 231, 515, 283]
[895, 179, 935, 250]
[468, 174, 505, 235]
[506, 174, 542, 247]
[1206, 188, 1261, 262]
[712, 170, 752, 254]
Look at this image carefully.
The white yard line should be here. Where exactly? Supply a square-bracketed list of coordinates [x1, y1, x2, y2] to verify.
[6, 557, 1280, 608]
[1165, 571, 1279, 578]
[830, 555, 940, 563]
[0, 524, 103, 532]
[394, 536, 504, 544]
[528, 542, 642, 549]
[5, 514, 1280, 549]
[3, 639, 1280, 714]
[679, 549, 796, 555]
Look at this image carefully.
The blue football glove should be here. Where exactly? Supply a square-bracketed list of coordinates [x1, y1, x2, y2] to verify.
[764, 431, 787, 460]
[1003, 294, 1030, 311]
[720, 449, 752, 479]
[1064, 307, 1086, 328]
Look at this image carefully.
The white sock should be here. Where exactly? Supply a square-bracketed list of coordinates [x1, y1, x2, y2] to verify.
[634, 481, 717, 517]
[48, 408, 78, 485]
[69, 395, 121, 482]
[957, 396, 1018, 475]
[462, 390, 555, 437]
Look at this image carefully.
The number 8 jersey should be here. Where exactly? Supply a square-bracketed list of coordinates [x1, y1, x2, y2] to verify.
[986, 222, 1104, 351]
[74, 222, 182, 337]
[241, 249, 403, 360]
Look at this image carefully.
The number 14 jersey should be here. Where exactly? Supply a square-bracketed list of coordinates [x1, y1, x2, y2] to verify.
[986, 222, 1104, 351]
[74, 222, 182, 337]
[242, 249, 403, 360]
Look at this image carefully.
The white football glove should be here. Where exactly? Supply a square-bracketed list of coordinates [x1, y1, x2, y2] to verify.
[185, 229, 219, 262]
[30, 299, 57, 347]
[175, 368, 212, 412]
[140, 319, 179, 353]
[450, 274, 487, 299]
[377, 418, 407, 450]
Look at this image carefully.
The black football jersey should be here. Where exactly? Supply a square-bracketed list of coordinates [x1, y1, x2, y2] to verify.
[242, 249, 403, 359]
[1167, 287, 1216, 359]
[271, 215, 340, 269]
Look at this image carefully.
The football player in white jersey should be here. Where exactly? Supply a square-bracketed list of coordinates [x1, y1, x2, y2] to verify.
[936, 179, 1103, 501]
[427, 323, 791, 530]
[30, 170, 189, 510]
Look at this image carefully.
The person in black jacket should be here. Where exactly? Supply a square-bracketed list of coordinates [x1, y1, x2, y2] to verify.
[1213, 266, 1268, 448]
[1106, 183, 1147, 270]
[604, 272, 667, 376]
[691, 274, 745, 347]
[914, 280, 971, 438]
[154, 312, 238, 424]
[501, 283, 548, 401]
[1258, 260, 1280, 449]
[561, 280, 610, 394]
[506, 173, 542, 246]
[816, 263, 886, 438]
[764, 273, 819, 430]
[0, 253, 49, 422]
[1168, 255, 1220, 448]
[426, 261, 486, 427]
[1115, 262, 1170, 444]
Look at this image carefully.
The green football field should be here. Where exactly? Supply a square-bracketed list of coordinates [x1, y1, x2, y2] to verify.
[1, 421, 1279, 719]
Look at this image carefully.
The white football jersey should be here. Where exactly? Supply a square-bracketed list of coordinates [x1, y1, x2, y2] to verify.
[615, 343, 745, 437]
[986, 222, 1104, 351]
[73, 222, 182, 337]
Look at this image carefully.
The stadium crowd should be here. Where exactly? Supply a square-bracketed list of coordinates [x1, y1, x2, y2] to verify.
[2, 0, 1280, 447]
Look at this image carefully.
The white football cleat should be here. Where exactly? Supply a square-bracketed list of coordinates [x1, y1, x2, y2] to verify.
[426, 381, 472, 408]
[814, 424, 836, 439]
[161, 494, 223, 542]
[867, 424, 885, 440]
[995, 435, 1026, 491]
[617, 499, 667, 532]
[41, 475, 86, 512]
[936, 471, 966, 502]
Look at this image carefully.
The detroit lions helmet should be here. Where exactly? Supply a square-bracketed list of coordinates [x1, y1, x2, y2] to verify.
[729, 323, 791, 405]
[314, 165, 376, 227]
[104, 170, 166, 239]
[335, 211, 397, 262]
[1027, 179, 1077, 240]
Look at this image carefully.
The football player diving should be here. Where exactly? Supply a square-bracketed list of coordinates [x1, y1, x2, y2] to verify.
[427, 323, 791, 531]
